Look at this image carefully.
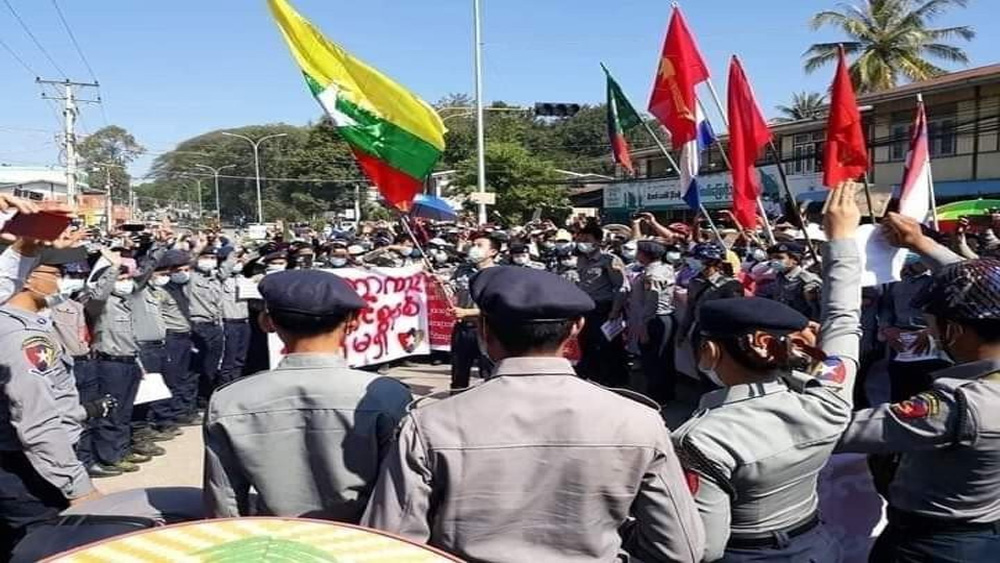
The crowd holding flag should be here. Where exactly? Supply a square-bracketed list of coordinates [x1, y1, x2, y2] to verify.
[725, 56, 773, 231]
[823, 45, 870, 189]
[268, 0, 446, 211]
[898, 94, 935, 224]
[602, 64, 644, 175]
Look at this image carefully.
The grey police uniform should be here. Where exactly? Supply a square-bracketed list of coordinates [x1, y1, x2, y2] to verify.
[836, 242, 1000, 560]
[672, 239, 861, 561]
[187, 268, 225, 391]
[362, 266, 705, 563]
[575, 251, 628, 387]
[0, 306, 92, 547]
[203, 269, 412, 522]
[218, 258, 250, 384]
[770, 266, 823, 321]
[448, 262, 492, 389]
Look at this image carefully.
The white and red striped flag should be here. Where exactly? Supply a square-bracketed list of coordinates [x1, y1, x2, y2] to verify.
[898, 94, 934, 222]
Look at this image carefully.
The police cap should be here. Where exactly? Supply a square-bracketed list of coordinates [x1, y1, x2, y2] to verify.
[699, 297, 809, 338]
[692, 242, 725, 262]
[509, 243, 530, 255]
[471, 266, 594, 322]
[768, 242, 805, 258]
[157, 249, 190, 269]
[637, 240, 667, 259]
[913, 258, 1000, 322]
[259, 270, 365, 316]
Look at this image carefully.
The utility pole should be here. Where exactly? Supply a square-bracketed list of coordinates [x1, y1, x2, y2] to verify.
[38, 79, 99, 208]
[195, 164, 236, 223]
[221, 132, 287, 224]
[104, 167, 112, 232]
[472, 0, 487, 225]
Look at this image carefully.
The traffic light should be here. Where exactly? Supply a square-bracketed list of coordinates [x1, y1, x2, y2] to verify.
[534, 102, 582, 118]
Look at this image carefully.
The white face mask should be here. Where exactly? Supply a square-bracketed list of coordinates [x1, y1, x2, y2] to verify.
[665, 251, 682, 263]
[58, 278, 85, 295]
[467, 246, 489, 264]
[232, 263, 244, 274]
[576, 242, 596, 255]
[513, 255, 529, 265]
[433, 251, 448, 264]
[197, 259, 216, 272]
[560, 257, 577, 268]
[170, 271, 191, 285]
[699, 342, 726, 387]
[330, 257, 348, 268]
[152, 274, 170, 288]
[113, 279, 135, 296]
[265, 264, 286, 274]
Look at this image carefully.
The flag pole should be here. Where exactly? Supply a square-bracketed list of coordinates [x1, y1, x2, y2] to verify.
[638, 120, 727, 245]
[703, 79, 786, 247]
[919, 94, 940, 230]
[396, 211, 456, 305]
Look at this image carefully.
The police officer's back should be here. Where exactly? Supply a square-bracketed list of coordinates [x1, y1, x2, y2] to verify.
[836, 212, 1000, 561]
[673, 185, 863, 562]
[362, 267, 705, 563]
[203, 270, 411, 522]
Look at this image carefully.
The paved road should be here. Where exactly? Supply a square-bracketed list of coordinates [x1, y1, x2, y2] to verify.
[94, 363, 704, 495]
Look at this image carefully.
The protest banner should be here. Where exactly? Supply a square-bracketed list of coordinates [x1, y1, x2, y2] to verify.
[425, 274, 456, 352]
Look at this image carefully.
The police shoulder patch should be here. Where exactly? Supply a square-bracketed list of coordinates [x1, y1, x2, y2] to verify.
[684, 470, 700, 495]
[22, 335, 58, 375]
[890, 392, 942, 420]
[812, 356, 847, 385]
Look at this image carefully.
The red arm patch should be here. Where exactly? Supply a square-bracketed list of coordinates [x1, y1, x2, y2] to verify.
[684, 470, 700, 495]
[890, 392, 942, 420]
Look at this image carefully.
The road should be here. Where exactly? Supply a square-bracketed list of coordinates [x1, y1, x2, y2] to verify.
[94, 362, 703, 495]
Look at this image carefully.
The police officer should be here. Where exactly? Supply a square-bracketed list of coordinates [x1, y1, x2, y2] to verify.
[362, 266, 705, 562]
[673, 184, 862, 561]
[203, 270, 411, 520]
[155, 250, 198, 429]
[761, 242, 823, 320]
[508, 243, 544, 270]
[188, 248, 224, 395]
[836, 211, 1000, 561]
[0, 259, 103, 556]
[85, 258, 149, 473]
[217, 247, 250, 385]
[634, 239, 678, 404]
[127, 254, 170, 458]
[677, 242, 745, 366]
[448, 234, 499, 390]
[574, 223, 627, 386]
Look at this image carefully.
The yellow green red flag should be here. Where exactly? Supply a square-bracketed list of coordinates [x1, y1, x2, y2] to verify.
[268, 0, 446, 210]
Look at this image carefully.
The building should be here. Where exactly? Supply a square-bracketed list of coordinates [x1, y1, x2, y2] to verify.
[603, 63, 1000, 223]
[0, 165, 108, 225]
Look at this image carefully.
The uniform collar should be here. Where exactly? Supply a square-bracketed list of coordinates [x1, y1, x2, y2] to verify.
[493, 356, 576, 377]
[276, 353, 348, 370]
[698, 377, 787, 409]
[785, 266, 803, 280]
[932, 359, 1000, 381]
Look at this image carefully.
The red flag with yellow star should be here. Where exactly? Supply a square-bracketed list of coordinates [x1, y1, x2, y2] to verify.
[648, 5, 709, 145]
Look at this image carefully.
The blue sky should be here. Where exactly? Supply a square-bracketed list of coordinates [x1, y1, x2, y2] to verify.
[0, 0, 993, 177]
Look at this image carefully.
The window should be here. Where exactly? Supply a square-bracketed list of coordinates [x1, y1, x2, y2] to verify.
[12, 189, 43, 201]
[890, 123, 910, 162]
[928, 117, 957, 157]
[791, 131, 824, 174]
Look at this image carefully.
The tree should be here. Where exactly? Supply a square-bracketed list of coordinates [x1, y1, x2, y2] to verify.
[78, 126, 145, 202]
[774, 91, 827, 123]
[455, 142, 568, 224]
[804, 0, 975, 93]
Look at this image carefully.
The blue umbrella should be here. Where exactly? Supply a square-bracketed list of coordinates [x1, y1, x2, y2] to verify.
[409, 194, 458, 222]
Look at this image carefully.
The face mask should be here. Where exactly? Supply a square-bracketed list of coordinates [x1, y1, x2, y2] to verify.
[555, 242, 572, 252]
[698, 343, 725, 387]
[467, 246, 488, 264]
[541, 241, 555, 251]
[330, 257, 348, 268]
[751, 248, 767, 262]
[904, 253, 922, 266]
[197, 259, 216, 273]
[686, 258, 704, 273]
[576, 242, 596, 255]
[560, 257, 577, 268]
[296, 256, 314, 269]
[265, 264, 286, 275]
[58, 278, 85, 295]
[433, 251, 448, 264]
[232, 263, 244, 274]
[622, 249, 637, 262]
[665, 251, 682, 264]
[113, 279, 135, 296]
[513, 255, 529, 266]
[152, 274, 170, 288]
[769, 260, 789, 274]
[170, 271, 191, 285]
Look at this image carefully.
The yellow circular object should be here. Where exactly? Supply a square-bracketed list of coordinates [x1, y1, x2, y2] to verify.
[45, 517, 463, 562]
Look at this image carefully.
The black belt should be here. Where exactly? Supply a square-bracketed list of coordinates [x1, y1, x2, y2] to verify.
[888, 507, 1000, 534]
[166, 330, 190, 337]
[139, 340, 165, 347]
[95, 352, 137, 363]
[72, 354, 90, 362]
[726, 513, 820, 549]
[223, 319, 249, 324]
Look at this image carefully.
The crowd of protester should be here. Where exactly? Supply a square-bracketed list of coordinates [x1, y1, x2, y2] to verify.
[4, 188, 1000, 561]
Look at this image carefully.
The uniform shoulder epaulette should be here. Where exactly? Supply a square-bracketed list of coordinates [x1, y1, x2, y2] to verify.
[407, 387, 468, 412]
[597, 384, 661, 411]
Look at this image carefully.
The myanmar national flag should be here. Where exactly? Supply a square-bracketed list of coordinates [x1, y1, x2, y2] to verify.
[602, 64, 643, 175]
[268, 0, 446, 210]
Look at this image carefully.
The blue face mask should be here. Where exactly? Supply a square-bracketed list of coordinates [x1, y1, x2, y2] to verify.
[769, 260, 789, 274]
[686, 258, 704, 273]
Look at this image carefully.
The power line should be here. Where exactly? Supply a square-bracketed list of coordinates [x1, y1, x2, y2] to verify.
[0, 35, 37, 76]
[50, 0, 95, 81]
[2, 0, 67, 78]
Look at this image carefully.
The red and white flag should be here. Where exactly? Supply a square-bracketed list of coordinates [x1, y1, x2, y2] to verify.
[898, 95, 933, 222]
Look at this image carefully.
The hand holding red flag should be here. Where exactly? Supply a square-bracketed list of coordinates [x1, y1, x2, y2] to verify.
[727, 56, 772, 230]
[648, 6, 710, 145]
[823, 46, 869, 188]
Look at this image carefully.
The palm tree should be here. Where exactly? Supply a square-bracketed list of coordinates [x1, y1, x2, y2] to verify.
[774, 92, 827, 123]
[804, 0, 975, 93]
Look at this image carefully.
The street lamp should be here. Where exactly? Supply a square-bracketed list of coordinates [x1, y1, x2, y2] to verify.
[195, 163, 236, 223]
[221, 132, 288, 223]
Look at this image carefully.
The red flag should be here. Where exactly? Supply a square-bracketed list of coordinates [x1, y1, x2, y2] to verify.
[823, 46, 869, 188]
[727, 56, 772, 229]
[648, 6, 709, 145]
